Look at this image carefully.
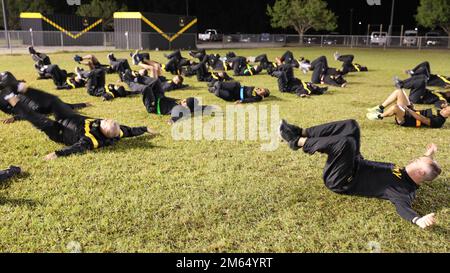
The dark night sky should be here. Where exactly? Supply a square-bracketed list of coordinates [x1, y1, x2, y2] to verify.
[51, 0, 427, 34]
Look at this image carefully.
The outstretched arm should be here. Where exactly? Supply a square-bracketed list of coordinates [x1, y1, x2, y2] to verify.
[119, 125, 159, 138]
[46, 138, 93, 160]
[393, 199, 436, 229]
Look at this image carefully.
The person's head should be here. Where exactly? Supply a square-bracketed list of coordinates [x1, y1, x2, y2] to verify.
[406, 157, 441, 184]
[100, 119, 121, 138]
[254, 87, 270, 98]
[172, 75, 184, 85]
[440, 105, 450, 118]
[181, 97, 200, 112]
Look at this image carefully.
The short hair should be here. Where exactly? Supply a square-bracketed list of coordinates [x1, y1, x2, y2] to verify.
[423, 159, 442, 181]
[262, 88, 270, 97]
[102, 120, 121, 138]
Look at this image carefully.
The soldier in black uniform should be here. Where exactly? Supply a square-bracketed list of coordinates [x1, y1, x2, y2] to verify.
[272, 64, 328, 97]
[279, 119, 440, 228]
[209, 81, 270, 103]
[3, 91, 158, 160]
[0, 72, 90, 124]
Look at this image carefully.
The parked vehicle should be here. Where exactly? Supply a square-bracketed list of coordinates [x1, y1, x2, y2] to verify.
[370, 32, 387, 45]
[260, 33, 271, 42]
[323, 35, 338, 45]
[198, 29, 221, 41]
[425, 32, 441, 46]
[403, 30, 418, 46]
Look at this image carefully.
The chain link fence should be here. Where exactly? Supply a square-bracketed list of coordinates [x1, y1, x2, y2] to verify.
[0, 31, 448, 53]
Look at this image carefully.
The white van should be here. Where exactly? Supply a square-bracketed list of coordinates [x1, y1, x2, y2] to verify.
[370, 32, 387, 45]
[403, 30, 418, 46]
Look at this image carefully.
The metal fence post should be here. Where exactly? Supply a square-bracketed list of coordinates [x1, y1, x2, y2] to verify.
[60, 32, 64, 50]
[125, 31, 129, 50]
[103, 32, 107, 49]
[320, 35, 323, 47]
[418, 37, 422, 50]
[8, 31, 12, 54]
[29, 28, 34, 47]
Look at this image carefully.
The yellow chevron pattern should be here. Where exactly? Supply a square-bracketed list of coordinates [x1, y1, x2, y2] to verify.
[114, 12, 197, 42]
[20, 12, 103, 40]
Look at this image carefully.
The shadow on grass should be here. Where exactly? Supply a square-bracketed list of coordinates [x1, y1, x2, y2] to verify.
[0, 196, 39, 207]
[0, 172, 31, 190]
[106, 136, 165, 153]
[430, 225, 449, 236]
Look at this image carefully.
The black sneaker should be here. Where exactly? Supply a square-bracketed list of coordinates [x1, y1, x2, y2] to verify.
[279, 119, 302, 143]
[122, 69, 134, 84]
[8, 166, 21, 175]
[74, 55, 83, 63]
[107, 53, 115, 62]
[28, 46, 37, 55]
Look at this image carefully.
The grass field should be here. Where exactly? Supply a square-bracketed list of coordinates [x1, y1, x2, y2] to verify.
[0, 47, 448, 253]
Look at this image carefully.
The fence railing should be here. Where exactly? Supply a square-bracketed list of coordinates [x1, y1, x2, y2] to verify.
[199, 34, 450, 50]
[0, 30, 448, 52]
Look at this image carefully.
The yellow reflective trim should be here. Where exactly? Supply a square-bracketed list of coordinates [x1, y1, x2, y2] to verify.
[105, 85, 115, 98]
[84, 119, 99, 149]
[211, 73, 219, 80]
[415, 112, 421, 127]
[66, 78, 76, 89]
[113, 12, 142, 19]
[437, 75, 450, 84]
[223, 61, 228, 71]
[431, 91, 445, 101]
[119, 130, 124, 138]
[353, 64, 361, 72]
[301, 81, 312, 94]
[20, 12, 43, 19]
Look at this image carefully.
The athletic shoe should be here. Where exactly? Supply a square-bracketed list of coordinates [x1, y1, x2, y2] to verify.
[8, 166, 21, 175]
[122, 69, 134, 84]
[73, 55, 83, 63]
[334, 51, 340, 61]
[279, 119, 303, 150]
[367, 105, 383, 114]
[131, 50, 141, 65]
[279, 119, 302, 143]
[75, 67, 84, 79]
[28, 46, 36, 55]
[366, 112, 382, 120]
[299, 61, 311, 74]
[405, 70, 414, 76]
[107, 53, 115, 62]
[393, 76, 403, 89]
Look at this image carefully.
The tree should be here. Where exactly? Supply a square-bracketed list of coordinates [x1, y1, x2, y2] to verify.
[267, 0, 337, 43]
[0, 0, 53, 30]
[76, 0, 127, 31]
[416, 0, 450, 37]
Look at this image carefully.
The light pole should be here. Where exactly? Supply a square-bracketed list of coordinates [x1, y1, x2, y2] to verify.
[1, 0, 10, 49]
[388, 0, 395, 36]
[186, 0, 189, 16]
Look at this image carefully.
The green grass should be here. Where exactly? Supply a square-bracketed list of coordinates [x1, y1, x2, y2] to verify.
[0, 47, 449, 253]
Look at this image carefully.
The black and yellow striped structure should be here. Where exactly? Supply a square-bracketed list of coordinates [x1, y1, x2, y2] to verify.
[20, 12, 103, 46]
[114, 12, 197, 50]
